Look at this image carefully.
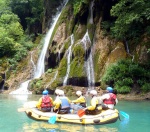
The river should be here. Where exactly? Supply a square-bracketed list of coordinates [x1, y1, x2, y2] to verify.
[0, 94, 150, 132]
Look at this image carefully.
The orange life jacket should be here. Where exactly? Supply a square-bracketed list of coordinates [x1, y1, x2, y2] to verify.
[41, 96, 52, 108]
[103, 93, 116, 104]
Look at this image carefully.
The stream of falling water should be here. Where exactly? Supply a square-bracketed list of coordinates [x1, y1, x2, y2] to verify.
[9, 0, 68, 95]
[63, 34, 74, 86]
[81, 30, 95, 90]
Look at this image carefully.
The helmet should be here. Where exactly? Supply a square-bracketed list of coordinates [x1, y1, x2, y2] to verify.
[55, 89, 60, 95]
[106, 87, 113, 93]
[90, 90, 97, 95]
[59, 90, 64, 96]
[76, 91, 82, 96]
[42, 90, 48, 95]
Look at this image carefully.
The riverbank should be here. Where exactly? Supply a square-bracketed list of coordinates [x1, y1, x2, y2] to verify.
[2, 86, 150, 101]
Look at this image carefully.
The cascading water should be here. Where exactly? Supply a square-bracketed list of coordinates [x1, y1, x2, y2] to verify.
[9, 0, 68, 94]
[34, 13, 64, 79]
[30, 51, 36, 78]
[63, 34, 74, 86]
[9, 53, 34, 95]
[81, 30, 95, 89]
[124, 38, 134, 61]
[89, 0, 94, 24]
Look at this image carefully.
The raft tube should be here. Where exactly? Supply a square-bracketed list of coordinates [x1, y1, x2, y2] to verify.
[24, 101, 119, 125]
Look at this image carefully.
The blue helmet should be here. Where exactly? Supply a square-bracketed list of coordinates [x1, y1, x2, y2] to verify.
[42, 90, 48, 95]
[106, 87, 113, 93]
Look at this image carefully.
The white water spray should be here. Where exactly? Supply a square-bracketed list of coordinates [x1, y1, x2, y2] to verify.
[81, 30, 95, 89]
[89, 0, 94, 24]
[9, 0, 68, 95]
[34, 14, 63, 78]
[63, 34, 74, 86]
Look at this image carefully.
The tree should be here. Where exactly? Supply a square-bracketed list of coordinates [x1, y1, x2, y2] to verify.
[110, 0, 150, 40]
[9, 0, 44, 33]
[0, 13, 24, 57]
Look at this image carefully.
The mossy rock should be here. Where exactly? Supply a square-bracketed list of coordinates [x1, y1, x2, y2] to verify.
[87, 23, 95, 41]
[73, 24, 87, 41]
[58, 57, 67, 78]
[72, 43, 85, 57]
[93, 50, 100, 82]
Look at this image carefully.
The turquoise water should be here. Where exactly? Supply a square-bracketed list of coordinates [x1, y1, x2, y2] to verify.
[0, 94, 150, 132]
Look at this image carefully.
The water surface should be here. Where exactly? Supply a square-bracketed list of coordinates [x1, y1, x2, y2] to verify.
[0, 94, 150, 132]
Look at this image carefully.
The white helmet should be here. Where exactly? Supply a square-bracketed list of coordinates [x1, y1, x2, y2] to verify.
[55, 89, 60, 95]
[90, 90, 97, 96]
[76, 91, 82, 96]
[59, 90, 64, 96]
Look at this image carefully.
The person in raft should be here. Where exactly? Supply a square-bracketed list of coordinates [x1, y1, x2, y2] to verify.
[100, 87, 118, 110]
[36, 90, 53, 112]
[53, 90, 71, 114]
[84, 90, 102, 115]
[71, 91, 87, 113]
[54, 89, 61, 101]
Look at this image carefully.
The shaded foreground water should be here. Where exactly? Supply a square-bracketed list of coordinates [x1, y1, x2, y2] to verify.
[0, 94, 150, 132]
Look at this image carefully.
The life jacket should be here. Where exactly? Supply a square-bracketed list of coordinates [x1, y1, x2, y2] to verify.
[59, 97, 70, 109]
[41, 96, 52, 108]
[103, 93, 116, 104]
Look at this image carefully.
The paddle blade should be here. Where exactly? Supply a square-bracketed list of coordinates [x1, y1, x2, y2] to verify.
[77, 109, 85, 117]
[48, 115, 57, 124]
[17, 108, 27, 112]
[120, 111, 129, 119]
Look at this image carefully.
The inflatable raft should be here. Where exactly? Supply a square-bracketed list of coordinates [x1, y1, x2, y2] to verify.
[23, 101, 119, 125]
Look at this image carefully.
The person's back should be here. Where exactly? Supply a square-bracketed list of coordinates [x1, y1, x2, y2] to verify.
[101, 87, 118, 110]
[36, 90, 53, 112]
[84, 90, 101, 115]
[53, 90, 71, 114]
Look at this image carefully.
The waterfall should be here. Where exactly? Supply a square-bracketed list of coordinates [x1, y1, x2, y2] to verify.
[81, 30, 95, 89]
[0, 72, 6, 92]
[125, 39, 130, 54]
[63, 34, 74, 86]
[89, 0, 94, 24]
[9, 52, 35, 95]
[124, 38, 135, 61]
[9, 0, 68, 95]
[30, 51, 36, 78]
[34, 13, 63, 78]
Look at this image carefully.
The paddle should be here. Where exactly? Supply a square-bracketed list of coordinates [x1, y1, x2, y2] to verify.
[17, 101, 37, 112]
[77, 109, 85, 117]
[120, 111, 129, 119]
[48, 115, 57, 124]
[48, 110, 59, 124]
[18, 107, 30, 112]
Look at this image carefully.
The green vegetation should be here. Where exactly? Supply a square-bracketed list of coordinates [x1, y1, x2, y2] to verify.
[0, 0, 41, 70]
[101, 0, 150, 41]
[102, 59, 150, 94]
[72, 0, 88, 15]
[9, 0, 44, 31]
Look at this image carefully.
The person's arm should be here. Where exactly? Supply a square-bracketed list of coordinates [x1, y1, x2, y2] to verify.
[53, 99, 61, 110]
[115, 98, 118, 104]
[36, 98, 42, 109]
[72, 96, 85, 103]
[50, 97, 54, 105]
[67, 97, 71, 103]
